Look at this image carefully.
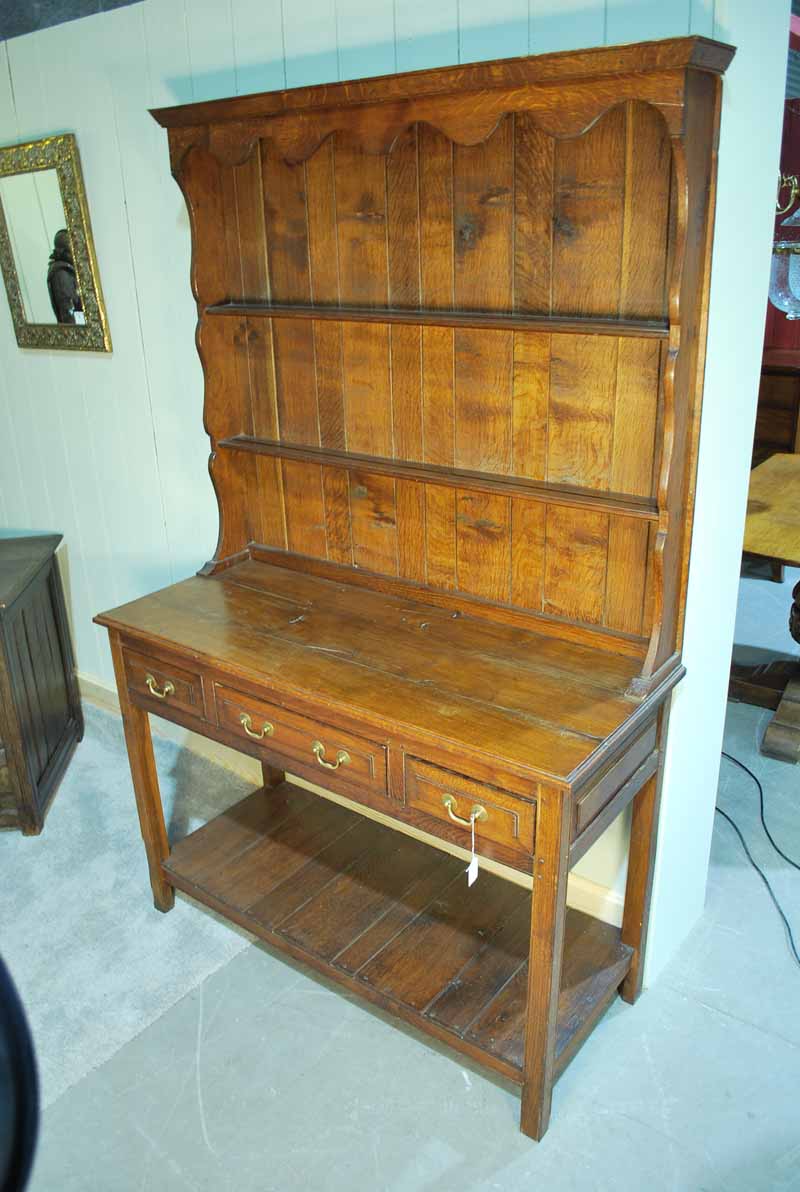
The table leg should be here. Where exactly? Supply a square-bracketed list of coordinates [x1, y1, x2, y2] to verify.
[619, 705, 668, 1003]
[520, 790, 571, 1140]
[109, 632, 174, 913]
[619, 770, 662, 1003]
[761, 676, 800, 762]
[261, 760, 285, 789]
[761, 580, 800, 763]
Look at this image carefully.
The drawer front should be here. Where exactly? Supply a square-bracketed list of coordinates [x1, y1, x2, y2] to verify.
[124, 648, 205, 720]
[405, 758, 536, 862]
[573, 720, 658, 836]
[215, 684, 388, 798]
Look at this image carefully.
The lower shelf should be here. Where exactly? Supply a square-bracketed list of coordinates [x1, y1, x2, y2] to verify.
[164, 782, 633, 1085]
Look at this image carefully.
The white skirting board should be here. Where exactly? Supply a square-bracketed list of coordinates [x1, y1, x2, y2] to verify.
[78, 672, 624, 928]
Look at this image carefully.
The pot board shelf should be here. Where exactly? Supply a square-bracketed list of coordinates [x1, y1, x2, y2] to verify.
[164, 782, 634, 1084]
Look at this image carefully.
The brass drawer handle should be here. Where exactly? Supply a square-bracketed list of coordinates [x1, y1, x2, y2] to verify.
[145, 673, 174, 700]
[442, 794, 488, 828]
[312, 740, 350, 771]
[240, 712, 274, 740]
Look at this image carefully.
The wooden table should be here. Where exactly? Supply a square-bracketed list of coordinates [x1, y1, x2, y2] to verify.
[732, 454, 800, 761]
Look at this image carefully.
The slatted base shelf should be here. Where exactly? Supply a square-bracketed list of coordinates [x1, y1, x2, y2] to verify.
[163, 782, 633, 1086]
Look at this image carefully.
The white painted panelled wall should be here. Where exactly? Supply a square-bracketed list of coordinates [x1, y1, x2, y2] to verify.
[0, 0, 788, 979]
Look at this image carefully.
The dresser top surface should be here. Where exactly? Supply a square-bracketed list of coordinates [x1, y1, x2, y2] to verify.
[0, 534, 62, 612]
[95, 559, 667, 785]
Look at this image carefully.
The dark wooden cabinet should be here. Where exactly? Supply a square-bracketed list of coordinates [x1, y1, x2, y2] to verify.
[97, 36, 732, 1139]
[0, 535, 83, 834]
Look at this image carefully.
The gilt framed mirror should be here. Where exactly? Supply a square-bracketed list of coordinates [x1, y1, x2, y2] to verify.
[0, 133, 111, 352]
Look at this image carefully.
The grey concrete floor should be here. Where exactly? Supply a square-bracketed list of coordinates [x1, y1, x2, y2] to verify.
[27, 701, 800, 1192]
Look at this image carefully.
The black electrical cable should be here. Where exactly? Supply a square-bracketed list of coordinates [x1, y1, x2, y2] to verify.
[715, 751, 800, 971]
[721, 751, 800, 872]
[714, 807, 800, 969]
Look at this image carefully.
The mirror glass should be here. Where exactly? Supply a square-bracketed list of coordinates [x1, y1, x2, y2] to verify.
[0, 169, 84, 325]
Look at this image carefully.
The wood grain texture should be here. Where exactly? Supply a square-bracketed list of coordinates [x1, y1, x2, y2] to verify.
[422, 327, 455, 466]
[520, 787, 571, 1138]
[552, 106, 626, 318]
[349, 470, 398, 575]
[547, 335, 618, 488]
[261, 146, 311, 302]
[453, 116, 513, 311]
[514, 113, 554, 313]
[96, 556, 657, 784]
[511, 498, 546, 611]
[220, 436, 658, 519]
[164, 780, 633, 1088]
[272, 319, 319, 444]
[208, 303, 668, 338]
[419, 124, 454, 308]
[342, 323, 393, 455]
[620, 704, 669, 1002]
[282, 459, 327, 558]
[743, 453, 800, 565]
[334, 133, 389, 307]
[454, 328, 513, 473]
[322, 466, 352, 565]
[154, 39, 735, 130]
[456, 490, 511, 603]
[305, 137, 339, 304]
[386, 126, 421, 308]
[109, 630, 174, 911]
[425, 483, 457, 590]
[543, 506, 609, 625]
[512, 332, 549, 479]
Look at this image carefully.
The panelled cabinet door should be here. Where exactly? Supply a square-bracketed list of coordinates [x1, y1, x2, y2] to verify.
[0, 535, 83, 833]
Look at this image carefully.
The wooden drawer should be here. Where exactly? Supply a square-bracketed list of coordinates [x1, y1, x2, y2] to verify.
[215, 684, 388, 799]
[404, 758, 536, 863]
[124, 647, 205, 720]
[573, 720, 658, 837]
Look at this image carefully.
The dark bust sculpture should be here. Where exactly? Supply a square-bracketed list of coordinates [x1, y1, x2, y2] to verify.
[46, 228, 82, 324]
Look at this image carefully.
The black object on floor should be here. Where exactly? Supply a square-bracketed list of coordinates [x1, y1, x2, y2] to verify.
[717, 752, 800, 970]
[0, 953, 38, 1192]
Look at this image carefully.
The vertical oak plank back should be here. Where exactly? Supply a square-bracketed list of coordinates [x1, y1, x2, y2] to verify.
[162, 45, 728, 686]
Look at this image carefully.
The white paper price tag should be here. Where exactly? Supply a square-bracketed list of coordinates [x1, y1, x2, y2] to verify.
[466, 811, 479, 886]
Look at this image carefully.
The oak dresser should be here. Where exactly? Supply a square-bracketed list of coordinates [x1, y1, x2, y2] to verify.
[96, 36, 733, 1139]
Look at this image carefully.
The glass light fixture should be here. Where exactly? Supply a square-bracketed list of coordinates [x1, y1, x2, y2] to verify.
[769, 240, 800, 319]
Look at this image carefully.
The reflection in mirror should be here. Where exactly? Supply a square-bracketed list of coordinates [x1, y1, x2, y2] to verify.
[0, 170, 84, 325]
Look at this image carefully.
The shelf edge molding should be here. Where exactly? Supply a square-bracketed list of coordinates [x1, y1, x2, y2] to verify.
[205, 302, 670, 340]
[218, 436, 660, 521]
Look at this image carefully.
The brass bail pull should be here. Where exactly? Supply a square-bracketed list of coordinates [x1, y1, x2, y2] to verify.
[239, 712, 274, 740]
[145, 673, 174, 700]
[441, 794, 488, 828]
[312, 740, 350, 771]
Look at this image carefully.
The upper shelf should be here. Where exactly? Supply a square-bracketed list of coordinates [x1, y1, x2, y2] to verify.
[205, 302, 669, 340]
